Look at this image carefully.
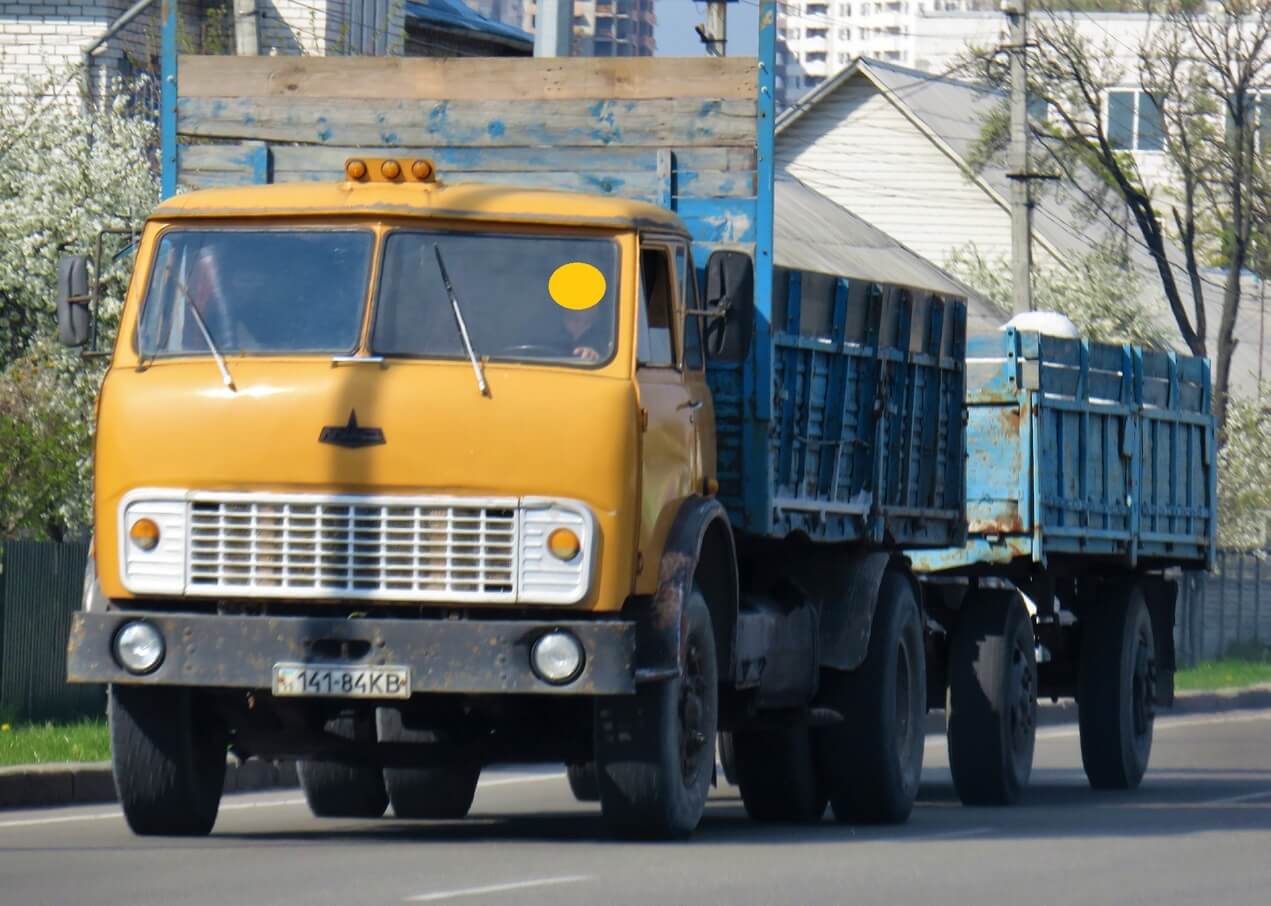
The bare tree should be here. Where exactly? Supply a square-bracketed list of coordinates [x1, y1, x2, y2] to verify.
[966, 0, 1271, 436]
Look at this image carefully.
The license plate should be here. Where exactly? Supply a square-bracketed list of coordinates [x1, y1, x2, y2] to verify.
[272, 663, 411, 700]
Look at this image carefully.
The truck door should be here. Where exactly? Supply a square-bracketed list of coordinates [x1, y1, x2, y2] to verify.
[674, 242, 716, 487]
[635, 238, 696, 593]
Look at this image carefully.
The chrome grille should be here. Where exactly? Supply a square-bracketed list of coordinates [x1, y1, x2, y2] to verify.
[187, 496, 518, 601]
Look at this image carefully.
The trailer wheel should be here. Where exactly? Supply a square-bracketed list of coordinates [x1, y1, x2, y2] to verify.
[595, 589, 718, 839]
[566, 762, 600, 802]
[946, 589, 1037, 805]
[732, 726, 826, 823]
[815, 570, 926, 824]
[109, 684, 227, 837]
[383, 765, 479, 819]
[1078, 583, 1156, 790]
[298, 716, 389, 818]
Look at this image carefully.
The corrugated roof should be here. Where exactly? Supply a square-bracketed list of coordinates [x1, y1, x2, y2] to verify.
[774, 175, 978, 301]
[405, 0, 532, 47]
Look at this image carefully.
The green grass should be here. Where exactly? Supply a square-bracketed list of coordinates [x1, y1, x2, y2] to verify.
[0, 719, 110, 767]
[1175, 658, 1271, 692]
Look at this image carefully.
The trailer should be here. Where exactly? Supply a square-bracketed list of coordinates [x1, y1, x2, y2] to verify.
[911, 328, 1217, 802]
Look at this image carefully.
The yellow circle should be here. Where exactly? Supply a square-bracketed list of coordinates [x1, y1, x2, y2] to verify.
[548, 262, 606, 311]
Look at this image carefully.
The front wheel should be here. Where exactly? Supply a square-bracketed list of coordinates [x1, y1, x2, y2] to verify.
[595, 589, 718, 839]
[109, 684, 227, 836]
[1078, 583, 1156, 790]
[815, 570, 926, 824]
[946, 589, 1037, 805]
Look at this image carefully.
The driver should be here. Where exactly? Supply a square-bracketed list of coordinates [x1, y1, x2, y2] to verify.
[563, 305, 609, 362]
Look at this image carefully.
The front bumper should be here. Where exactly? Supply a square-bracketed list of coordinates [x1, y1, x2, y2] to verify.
[67, 611, 637, 696]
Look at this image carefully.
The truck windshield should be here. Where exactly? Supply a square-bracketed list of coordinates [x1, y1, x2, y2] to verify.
[137, 229, 373, 356]
[372, 231, 618, 366]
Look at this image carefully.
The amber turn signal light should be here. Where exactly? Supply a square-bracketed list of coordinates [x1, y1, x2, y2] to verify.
[345, 159, 368, 180]
[129, 518, 161, 552]
[411, 159, 434, 181]
[547, 528, 581, 562]
[381, 159, 402, 180]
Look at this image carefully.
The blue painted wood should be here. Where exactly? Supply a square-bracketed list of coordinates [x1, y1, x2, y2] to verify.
[161, 0, 177, 200]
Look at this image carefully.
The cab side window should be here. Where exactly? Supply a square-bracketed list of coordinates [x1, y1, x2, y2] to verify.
[675, 245, 704, 371]
[637, 245, 677, 368]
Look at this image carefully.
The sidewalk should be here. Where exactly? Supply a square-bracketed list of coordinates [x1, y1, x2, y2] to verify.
[3, 684, 1269, 811]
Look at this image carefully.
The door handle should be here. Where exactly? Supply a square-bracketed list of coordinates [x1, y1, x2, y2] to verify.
[679, 399, 704, 411]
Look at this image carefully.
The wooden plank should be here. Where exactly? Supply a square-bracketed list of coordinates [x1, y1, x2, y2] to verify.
[178, 55, 759, 102]
[178, 96, 758, 148]
[265, 144, 755, 175]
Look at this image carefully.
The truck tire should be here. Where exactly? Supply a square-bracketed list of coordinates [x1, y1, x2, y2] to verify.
[384, 765, 479, 819]
[946, 589, 1037, 805]
[109, 684, 227, 837]
[298, 758, 390, 818]
[595, 589, 718, 839]
[1078, 583, 1156, 790]
[815, 570, 926, 824]
[566, 762, 600, 802]
[732, 726, 826, 823]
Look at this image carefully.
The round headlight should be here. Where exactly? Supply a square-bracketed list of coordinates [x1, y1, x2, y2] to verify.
[113, 621, 165, 675]
[128, 518, 161, 552]
[547, 528, 581, 562]
[530, 631, 585, 685]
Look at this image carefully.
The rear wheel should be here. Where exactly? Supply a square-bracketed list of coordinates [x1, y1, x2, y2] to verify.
[946, 589, 1037, 805]
[595, 589, 718, 839]
[815, 570, 926, 824]
[109, 684, 227, 837]
[1078, 583, 1156, 790]
[377, 708, 479, 819]
[733, 726, 826, 823]
[298, 717, 389, 819]
[718, 732, 738, 786]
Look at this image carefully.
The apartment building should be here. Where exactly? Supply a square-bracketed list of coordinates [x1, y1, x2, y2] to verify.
[479, 0, 655, 56]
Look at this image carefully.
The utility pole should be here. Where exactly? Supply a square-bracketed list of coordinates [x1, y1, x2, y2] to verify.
[1005, 0, 1033, 315]
[233, 0, 258, 56]
[534, 0, 572, 57]
[704, 1, 727, 57]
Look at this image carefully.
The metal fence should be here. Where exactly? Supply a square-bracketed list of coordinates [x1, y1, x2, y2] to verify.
[0, 541, 104, 723]
[1177, 549, 1271, 666]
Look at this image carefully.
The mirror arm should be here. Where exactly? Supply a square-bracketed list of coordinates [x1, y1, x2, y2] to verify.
[685, 305, 730, 319]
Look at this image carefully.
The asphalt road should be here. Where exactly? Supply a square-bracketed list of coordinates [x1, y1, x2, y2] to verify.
[1, 710, 1269, 906]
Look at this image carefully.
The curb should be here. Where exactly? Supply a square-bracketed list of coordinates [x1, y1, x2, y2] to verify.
[0, 758, 298, 811]
[3, 685, 1269, 812]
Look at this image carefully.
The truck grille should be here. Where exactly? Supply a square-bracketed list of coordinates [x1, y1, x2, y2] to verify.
[187, 497, 518, 601]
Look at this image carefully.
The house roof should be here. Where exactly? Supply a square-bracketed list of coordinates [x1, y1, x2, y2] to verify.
[405, 0, 532, 49]
[775, 57, 1268, 396]
[773, 175, 979, 303]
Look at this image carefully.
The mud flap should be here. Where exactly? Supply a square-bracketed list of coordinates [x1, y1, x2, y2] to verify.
[815, 550, 892, 671]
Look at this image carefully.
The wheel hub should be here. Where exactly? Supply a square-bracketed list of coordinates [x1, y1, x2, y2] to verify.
[679, 639, 709, 785]
[1008, 636, 1036, 754]
[1132, 635, 1156, 738]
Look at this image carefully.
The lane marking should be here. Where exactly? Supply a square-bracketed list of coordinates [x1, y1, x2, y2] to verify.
[405, 875, 591, 903]
[0, 773, 563, 830]
[1197, 789, 1271, 806]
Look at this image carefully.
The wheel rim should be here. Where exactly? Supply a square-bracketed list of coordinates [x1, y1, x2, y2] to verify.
[894, 637, 913, 762]
[1131, 629, 1156, 740]
[679, 635, 710, 787]
[1008, 632, 1036, 759]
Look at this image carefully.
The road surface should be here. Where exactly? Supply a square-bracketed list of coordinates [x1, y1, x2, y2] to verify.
[1, 710, 1269, 906]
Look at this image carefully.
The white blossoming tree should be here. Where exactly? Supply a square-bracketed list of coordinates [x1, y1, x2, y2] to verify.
[0, 72, 158, 539]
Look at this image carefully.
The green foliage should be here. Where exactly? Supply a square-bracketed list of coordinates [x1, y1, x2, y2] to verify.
[0, 719, 110, 767]
[944, 242, 1170, 347]
[0, 71, 159, 540]
[1175, 655, 1271, 691]
[1217, 387, 1271, 548]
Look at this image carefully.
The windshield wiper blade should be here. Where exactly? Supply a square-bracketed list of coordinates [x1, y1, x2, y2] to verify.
[180, 282, 236, 392]
[433, 244, 490, 397]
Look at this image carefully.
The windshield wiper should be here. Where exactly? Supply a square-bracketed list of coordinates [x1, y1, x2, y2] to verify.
[178, 279, 236, 392]
[433, 244, 490, 397]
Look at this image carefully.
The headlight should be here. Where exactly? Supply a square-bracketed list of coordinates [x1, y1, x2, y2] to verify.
[113, 621, 166, 674]
[530, 631, 585, 685]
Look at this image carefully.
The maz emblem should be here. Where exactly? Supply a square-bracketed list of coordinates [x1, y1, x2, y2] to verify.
[319, 410, 385, 448]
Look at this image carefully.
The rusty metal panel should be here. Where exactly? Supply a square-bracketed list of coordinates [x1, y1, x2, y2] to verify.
[0, 541, 103, 722]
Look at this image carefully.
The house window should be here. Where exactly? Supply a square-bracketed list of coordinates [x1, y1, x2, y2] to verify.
[807, 52, 828, 63]
[807, 2, 830, 15]
[838, 52, 850, 64]
[840, 3, 853, 14]
[839, 27, 850, 39]
[805, 76, 825, 87]
[1107, 90, 1165, 151]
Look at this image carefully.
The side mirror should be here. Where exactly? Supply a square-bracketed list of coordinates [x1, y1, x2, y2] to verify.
[56, 254, 92, 347]
[703, 250, 755, 362]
